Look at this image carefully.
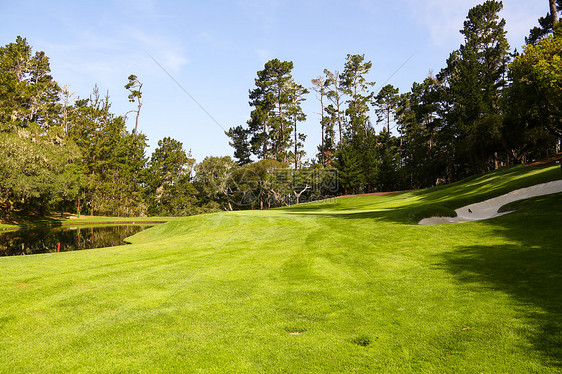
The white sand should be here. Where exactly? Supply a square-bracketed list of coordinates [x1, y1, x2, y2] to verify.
[418, 180, 562, 225]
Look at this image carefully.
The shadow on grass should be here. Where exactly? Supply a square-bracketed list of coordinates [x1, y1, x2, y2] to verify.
[283, 202, 458, 225]
[0, 214, 63, 229]
[283, 165, 561, 224]
[409, 165, 562, 209]
[438, 194, 562, 368]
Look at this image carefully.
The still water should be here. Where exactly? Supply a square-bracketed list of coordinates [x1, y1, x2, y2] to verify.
[0, 224, 153, 256]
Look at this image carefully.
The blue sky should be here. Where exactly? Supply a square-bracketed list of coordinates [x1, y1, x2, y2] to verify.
[0, 0, 548, 162]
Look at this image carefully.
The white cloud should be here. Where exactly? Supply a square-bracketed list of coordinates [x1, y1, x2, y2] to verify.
[256, 48, 271, 64]
[116, 0, 160, 15]
[406, 0, 482, 50]
[124, 27, 189, 72]
[237, 0, 280, 28]
[158, 49, 190, 72]
[406, 0, 549, 55]
[501, 1, 546, 49]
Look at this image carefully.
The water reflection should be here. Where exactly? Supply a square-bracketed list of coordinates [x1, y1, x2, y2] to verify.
[0, 225, 153, 256]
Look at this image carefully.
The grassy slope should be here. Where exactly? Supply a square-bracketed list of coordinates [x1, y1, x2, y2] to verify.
[0, 165, 560, 373]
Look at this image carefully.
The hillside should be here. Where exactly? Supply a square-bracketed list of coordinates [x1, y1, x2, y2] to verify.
[1, 165, 561, 373]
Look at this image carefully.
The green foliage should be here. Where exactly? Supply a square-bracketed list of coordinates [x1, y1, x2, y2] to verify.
[247, 59, 294, 161]
[397, 76, 448, 187]
[194, 156, 238, 211]
[339, 54, 374, 135]
[3, 0, 562, 224]
[311, 75, 335, 167]
[505, 35, 562, 148]
[526, 0, 561, 44]
[124, 74, 143, 136]
[375, 84, 400, 147]
[0, 36, 81, 218]
[0, 132, 82, 216]
[146, 137, 197, 216]
[287, 81, 308, 169]
[226, 159, 288, 209]
[439, 0, 510, 175]
[225, 125, 251, 165]
[67, 86, 148, 217]
[323, 69, 346, 145]
[334, 127, 380, 194]
[0, 36, 61, 133]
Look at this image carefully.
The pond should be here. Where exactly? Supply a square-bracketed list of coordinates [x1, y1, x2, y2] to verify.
[0, 224, 154, 256]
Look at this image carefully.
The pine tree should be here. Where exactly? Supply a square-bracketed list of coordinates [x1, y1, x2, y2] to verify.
[225, 125, 252, 165]
[439, 0, 510, 175]
[124, 74, 143, 137]
[375, 84, 400, 148]
[287, 80, 308, 169]
[527, 0, 562, 44]
[247, 59, 294, 161]
[146, 137, 197, 216]
[234, 59, 307, 166]
[323, 69, 346, 145]
[339, 54, 375, 136]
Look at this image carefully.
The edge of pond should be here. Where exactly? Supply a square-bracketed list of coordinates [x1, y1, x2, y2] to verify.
[0, 220, 168, 232]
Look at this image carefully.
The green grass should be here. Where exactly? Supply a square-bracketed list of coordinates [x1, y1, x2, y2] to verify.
[0, 165, 561, 373]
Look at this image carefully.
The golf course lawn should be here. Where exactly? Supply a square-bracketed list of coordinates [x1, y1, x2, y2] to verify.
[1, 165, 561, 373]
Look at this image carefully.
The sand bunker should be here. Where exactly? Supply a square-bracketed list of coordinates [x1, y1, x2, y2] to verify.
[419, 180, 562, 225]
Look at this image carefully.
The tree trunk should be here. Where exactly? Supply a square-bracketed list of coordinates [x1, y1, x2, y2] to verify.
[294, 119, 298, 170]
[278, 88, 285, 162]
[134, 108, 140, 137]
[294, 185, 309, 204]
[551, 0, 559, 24]
[320, 95, 325, 166]
[263, 123, 267, 158]
[76, 195, 80, 217]
[387, 108, 391, 148]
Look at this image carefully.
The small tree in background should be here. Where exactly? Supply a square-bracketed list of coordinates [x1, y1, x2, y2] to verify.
[124, 74, 143, 137]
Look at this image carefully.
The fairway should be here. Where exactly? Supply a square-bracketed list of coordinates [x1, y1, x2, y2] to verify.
[1, 165, 561, 373]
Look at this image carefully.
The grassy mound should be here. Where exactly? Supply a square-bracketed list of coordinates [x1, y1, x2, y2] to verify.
[0, 165, 560, 372]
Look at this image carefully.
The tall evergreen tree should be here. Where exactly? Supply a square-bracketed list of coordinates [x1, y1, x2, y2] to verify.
[311, 76, 331, 166]
[225, 125, 252, 165]
[0, 36, 61, 133]
[146, 137, 197, 216]
[231, 58, 307, 167]
[375, 84, 400, 148]
[247, 59, 294, 161]
[527, 0, 562, 44]
[124, 74, 143, 137]
[397, 76, 447, 188]
[323, 69, 346, 145]
[439, 0, 510, 176]
[287, 80, 308, 169]
[339, 54, 375, 135]
[69, 87, 147, 217]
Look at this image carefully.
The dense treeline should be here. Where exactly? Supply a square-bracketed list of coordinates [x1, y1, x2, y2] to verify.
[0, 36, 335, 218]
[1, 0, 560, 219]
[229, 0, 561, 193]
